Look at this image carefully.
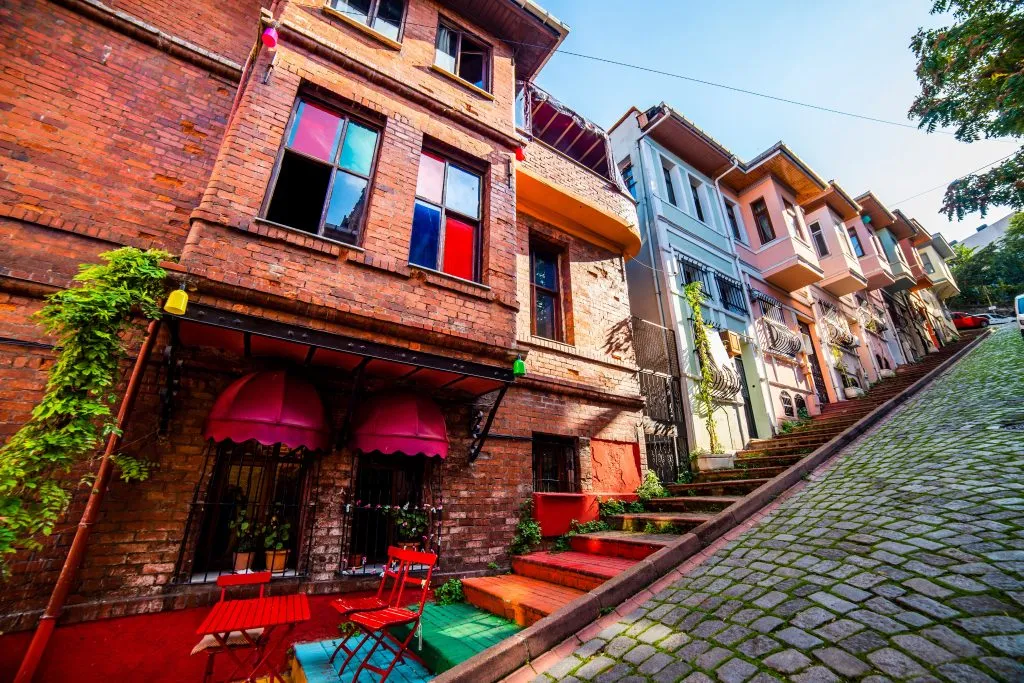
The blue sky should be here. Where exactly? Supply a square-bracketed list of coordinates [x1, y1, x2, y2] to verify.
[532, 0, 1018, 243]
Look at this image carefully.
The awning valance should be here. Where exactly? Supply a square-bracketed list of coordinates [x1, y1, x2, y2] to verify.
[203, 371, 330, 451]
[350, 393, 448, 459]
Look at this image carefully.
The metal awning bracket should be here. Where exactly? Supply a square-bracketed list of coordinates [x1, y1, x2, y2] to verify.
[468, 385, 509, 463]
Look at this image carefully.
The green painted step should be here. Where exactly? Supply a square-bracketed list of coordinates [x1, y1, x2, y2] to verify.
[389, 602, 521, 675]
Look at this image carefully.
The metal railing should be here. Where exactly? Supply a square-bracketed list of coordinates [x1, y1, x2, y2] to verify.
[632, 317, 680, 376]
[758, 316, 802, 357]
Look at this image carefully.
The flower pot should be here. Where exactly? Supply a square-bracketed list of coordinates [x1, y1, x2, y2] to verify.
[232, 551, 255, 573]
[843, 386, 864, 399]
[264, 549, 289, 573]
[397, 541, 420, 552]
[697, 452, 735, 471]
[879, 369, 895, 379]
[347, 554, 365, 570]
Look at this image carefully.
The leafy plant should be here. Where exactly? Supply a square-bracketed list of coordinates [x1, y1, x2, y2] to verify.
[509, 499, 542, 555]
[486, 561, 499, 571]
[229, 508, 261, 553]
[676, 470, 694, 484]
[683, 282, 724, 453]
[636, 470, 668, 502]
[642, 521, 685, 534]
[390, 504, 428, 542]
[434, 578, 464, 605]
[552, 519, 609, 552]
[0, 248, 169, 574]
[597, 498, 644, 516]
[262, 512, 291, 552]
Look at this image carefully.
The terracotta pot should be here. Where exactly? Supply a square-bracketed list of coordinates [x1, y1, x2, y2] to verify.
[264, 549, 289, 573]
[347, 554, 365, 569]
[232, 551, 254, 573]
[843, 386, 864, 399]
[397, 541, 420, 552]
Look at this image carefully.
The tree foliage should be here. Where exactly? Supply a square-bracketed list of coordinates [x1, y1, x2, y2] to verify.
[948, 212, 1024, 306]
[0, 248, 169, 574]
[909, 0, 1024, 219]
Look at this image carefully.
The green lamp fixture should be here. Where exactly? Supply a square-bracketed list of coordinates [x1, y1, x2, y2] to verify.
[512, 355, 526, 378]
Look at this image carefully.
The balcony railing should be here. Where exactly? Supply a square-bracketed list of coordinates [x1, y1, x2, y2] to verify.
[758, 316, 803, 357]
[819, 302, 856, 348]
[709, 362, 742, 399]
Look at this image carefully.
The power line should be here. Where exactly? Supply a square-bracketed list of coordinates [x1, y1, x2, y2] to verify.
[889, 151, 1017, 206]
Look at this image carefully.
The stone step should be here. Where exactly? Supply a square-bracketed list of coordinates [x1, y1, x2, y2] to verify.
[569, 530, 675, 560]
[511, 550, 638, 592]
[462, 574, 584, 627]
[732, 454, 804, 469]
[737, 443, 817, 458]
[648, 496, 738, 514]
[667, 478, 772, 496]
[694, 465, 788, 482]
[605, 511, 712, 533]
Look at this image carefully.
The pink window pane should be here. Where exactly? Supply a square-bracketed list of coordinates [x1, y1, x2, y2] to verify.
[287, 102, 342, 163]
[442, 216, 476, 281]
[416, 152, 445, 204]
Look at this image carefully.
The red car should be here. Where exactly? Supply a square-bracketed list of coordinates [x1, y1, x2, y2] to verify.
[951, 312, 990, 330]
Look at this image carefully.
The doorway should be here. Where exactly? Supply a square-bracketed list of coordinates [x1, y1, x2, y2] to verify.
[734, 357, 758, 440]
[800, 322, 830, 405]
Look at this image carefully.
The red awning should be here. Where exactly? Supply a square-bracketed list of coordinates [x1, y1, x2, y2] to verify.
[203, 371, 330, 451]
[350, 393, 448, 458]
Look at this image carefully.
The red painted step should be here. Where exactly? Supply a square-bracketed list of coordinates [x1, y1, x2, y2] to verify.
[462, 575, 584, 627]
[569, 530, 673, 560]
[512, 551, 639, 591]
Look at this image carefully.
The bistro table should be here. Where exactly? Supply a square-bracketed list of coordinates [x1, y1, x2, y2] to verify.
[195, 592, 310, 683]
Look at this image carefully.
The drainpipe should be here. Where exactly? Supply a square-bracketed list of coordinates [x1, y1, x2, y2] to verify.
[15, 319, 163, 683]
[713, 159, 777, 438]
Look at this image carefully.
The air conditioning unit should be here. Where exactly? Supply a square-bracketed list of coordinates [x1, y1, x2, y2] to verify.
[720, 329, 742, 357]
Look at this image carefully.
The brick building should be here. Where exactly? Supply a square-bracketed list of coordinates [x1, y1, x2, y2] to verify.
[0, 0, 643, 630]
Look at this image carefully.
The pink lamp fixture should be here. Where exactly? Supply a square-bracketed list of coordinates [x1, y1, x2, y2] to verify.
[261, 26, 279, 50]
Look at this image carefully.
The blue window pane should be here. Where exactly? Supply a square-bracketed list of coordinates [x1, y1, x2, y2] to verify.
[535, 292, 557, 339]
[324, 172, 368, 244]
[409, 200, 441, 270]
[339, 122, 378, 176]
[445, 164, 480, 218]
[533, 253, 557, 289]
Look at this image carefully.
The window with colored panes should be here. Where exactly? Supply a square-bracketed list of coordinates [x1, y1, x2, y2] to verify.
[328, 0, 405, 41]
[847, 227, 865, 257]
[435, 22, 490, 91]
[265, 100, 380, 245]
[752, 198, 776, 245]
[409, 152, 482, 281]
[809, 221, 829, 257]
[531, 246, 562, 341]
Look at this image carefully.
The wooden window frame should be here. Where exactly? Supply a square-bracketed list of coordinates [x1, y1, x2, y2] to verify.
[412, 149, 484, 283]
[262, 97, 382, 246]
[532, 435, 578, 494]
[327, 0, 408, 43]
[725, 199, 744, 242]
[662, 161, 678, 206]
[435, 19, 492, 93]
[621, 162, 637, 200]
[751, 198, 776, 245]
[530, 242, 563, 342]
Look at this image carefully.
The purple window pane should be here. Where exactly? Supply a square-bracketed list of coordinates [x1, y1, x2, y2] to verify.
[409, 200, 441, 270]
[287, 101, 342, 163]
[416, 152, 445, 204]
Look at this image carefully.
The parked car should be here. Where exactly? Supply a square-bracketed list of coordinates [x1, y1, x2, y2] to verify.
[1016, 294, 1024, 339]
[976, 313, 1014, 325]
[951, 312, 990, 330]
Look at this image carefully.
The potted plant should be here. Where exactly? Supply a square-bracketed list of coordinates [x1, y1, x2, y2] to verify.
[390, 504, 428, 551]
[262, 513, 292, 573]
[229, 509, 259, 573]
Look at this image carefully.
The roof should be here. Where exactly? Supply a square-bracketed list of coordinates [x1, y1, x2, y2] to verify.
[722, 142, 829, 202]
[855, 191, 897, 230]
[803, 181, 862, 221]
[633, 104, 738, 178]
[523, 82, 613, 179]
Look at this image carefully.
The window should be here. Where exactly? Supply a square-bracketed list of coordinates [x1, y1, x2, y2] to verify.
[328, 0, 405, 41]
[780, 391, 794, 418]
[679, 256, 712, 296]
[621, 162, 637, 200]
[921, 252, 935, 274]
[689, 176, 706, 222]
[808, 221, 829, 258]
[530, 244, 562, 341]
[435, 21, 490, 91]
[725, 200, 743, 242]
[532, 435, 577, 493]
[409, 151, 482, 281]
[847, 228, 865, 257]
[265, 100, 380, 245]
[661, 162, 678, 206]
[784, 200, 806, 240]
[715, 272, 747, 315]
[751, 198, 776, 245]
[794, 394, 807, 416]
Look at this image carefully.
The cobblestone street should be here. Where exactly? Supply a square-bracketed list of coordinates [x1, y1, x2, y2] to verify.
[537, 329, 1024, 682]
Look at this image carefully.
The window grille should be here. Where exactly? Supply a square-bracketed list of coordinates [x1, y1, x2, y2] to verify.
[632, 317, 680, 376]
[781, 391, 795, 418]
[714, 272, 747, 315]
[818, 301, 856, 347]
[752, 290, 802, 356]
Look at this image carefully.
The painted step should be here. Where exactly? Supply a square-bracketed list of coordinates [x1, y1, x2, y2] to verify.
[570, 530, 675, 560]
[462, 574, 584, 627]
[648, 496, 737, 514]
[737, 444, 816, 457]
[512, 550, 638, 591]
[667, 478, 772, 496]
[606, 511, 712, 533]
[731, 454, 804, 469]
[388, 602, 521, 674]
[694, 465, 788, 482]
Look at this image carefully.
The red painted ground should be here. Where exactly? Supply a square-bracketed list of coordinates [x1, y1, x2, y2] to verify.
[0, 592, 374, 683]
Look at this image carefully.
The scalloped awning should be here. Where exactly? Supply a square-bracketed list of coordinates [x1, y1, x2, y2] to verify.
[350, 393, 448, 459]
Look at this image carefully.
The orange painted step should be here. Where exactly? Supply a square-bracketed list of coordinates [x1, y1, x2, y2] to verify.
[511, 551, 638, 591]
[569, 531, 674, 560]
[462, 574, 584, 627]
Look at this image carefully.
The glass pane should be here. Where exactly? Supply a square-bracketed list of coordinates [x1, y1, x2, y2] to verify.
[324, 172, 368, 243]
[409, 200, 441, 270]
[415, 152, 445, 203]
[535, 291, 557, 340]
[287, 101, 343, 162]
[434, 24, 457, 72]
[374, 0, 404, 40]
[338, 122, 378, 176]
[458, 50, 486, 90]
[442, 216, 476, 281]
[533, 252, 557, 289]
[266, 151, 332, 233]
[445, 164, 480, 218]
[331, 0, 370, 22]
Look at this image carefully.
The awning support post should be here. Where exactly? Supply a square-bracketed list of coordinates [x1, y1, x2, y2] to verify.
[468, 384, 508, 463]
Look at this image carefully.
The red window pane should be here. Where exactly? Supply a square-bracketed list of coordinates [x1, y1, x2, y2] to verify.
[287, 102, 342, 162]
[442, 216, 476, 281]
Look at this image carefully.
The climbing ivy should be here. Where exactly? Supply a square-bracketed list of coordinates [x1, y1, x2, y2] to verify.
[0, 248, 170, 574]
[683, 281, 723, 454]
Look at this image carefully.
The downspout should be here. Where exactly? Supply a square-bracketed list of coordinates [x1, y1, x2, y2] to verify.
[15, 319, 163, 683]
[713, 159, 777, 437]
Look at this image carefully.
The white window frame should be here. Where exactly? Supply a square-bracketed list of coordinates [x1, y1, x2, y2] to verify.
[724, 199, 745, 244]
[660, 157, 679, 207]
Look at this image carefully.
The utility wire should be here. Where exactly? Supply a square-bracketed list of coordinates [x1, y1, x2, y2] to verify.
[889, 151, 1017, 206]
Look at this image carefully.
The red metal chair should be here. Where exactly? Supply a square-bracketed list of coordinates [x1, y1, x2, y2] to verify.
[333, 548, 437, 682]
[192, 571, 272, 683]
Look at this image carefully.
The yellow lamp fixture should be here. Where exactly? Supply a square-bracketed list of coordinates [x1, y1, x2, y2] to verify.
[164, 284, 189, 316]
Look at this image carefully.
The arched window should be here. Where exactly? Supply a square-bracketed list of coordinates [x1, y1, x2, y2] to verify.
[875, 353, 884, 369]
[794, 394, 807, 416]
[780, 391, 794, 418]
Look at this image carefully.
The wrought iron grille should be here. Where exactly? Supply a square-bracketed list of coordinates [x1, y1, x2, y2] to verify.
[678, 255, 713, 298]
[715, 273, 747, 315]
[632, 317, 680, 377]
[639, 372, 685, 423]
[708, 361, 742, 399]
[174, 440, 321, 584]
[758, 316, 802, 357]
[644, 432, 686, 485]
[819, 301, 856, 347]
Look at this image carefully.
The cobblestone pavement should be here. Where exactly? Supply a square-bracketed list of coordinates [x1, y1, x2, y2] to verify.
[537, 329, 1024, 682]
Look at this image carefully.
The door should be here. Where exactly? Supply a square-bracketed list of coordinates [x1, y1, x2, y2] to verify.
[734, 357, 758, 440]
[800, 322, 830, 405]
[349, 453, 424, 567]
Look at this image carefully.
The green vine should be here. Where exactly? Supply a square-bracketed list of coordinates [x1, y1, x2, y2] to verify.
[0, 248, 170, 574]
[683, 282, 723, 454]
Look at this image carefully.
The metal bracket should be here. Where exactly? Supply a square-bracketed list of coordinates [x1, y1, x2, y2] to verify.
[468, 385, 508, 463]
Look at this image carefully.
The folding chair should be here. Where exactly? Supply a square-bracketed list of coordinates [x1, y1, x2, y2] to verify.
[335, 548, 437, 682]
[192, 571, 272, 683]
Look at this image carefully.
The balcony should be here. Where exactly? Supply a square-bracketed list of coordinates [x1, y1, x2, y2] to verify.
[901, 240, 933, 291]
[885, 259, 917, 292]
[756, 236, 824, 291]
[819, 250, 868, 296]
[927, 269, 960, 299]
[858, 252, 897, 290]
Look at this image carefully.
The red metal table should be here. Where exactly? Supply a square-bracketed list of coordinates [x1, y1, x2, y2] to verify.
[196, 593, 310, 683]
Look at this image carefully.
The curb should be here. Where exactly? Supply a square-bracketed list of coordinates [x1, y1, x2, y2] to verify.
[434, 330, 992, 683]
